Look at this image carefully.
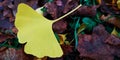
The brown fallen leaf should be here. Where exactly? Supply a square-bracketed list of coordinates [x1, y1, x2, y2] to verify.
[0, 46, 34, 60]
[55, 0, 63, 6]
[105, 35, 120, 46]
[0, 47, 7, 52]
[53, 20, 67, 33]
[26, 0, 38, 9]
[76, 5, 99, 17]
[0, 34, 14, 43]
[100, 14, 120, 28]
[45, 2, 58, 19]
[0, 35, 8, 43]
[45, 0, 79, 19]
[77, 24, 120, 60]
[61, 44, 73, 55]
[99, 0, 120, 14]
[12, 27, 18, 34]
[63, 0, 79, 13]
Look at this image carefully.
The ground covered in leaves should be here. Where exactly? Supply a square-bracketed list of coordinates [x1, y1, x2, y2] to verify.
[0, 0, 120, 60]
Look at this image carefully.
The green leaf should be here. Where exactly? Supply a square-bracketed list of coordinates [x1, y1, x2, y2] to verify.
[82, 17, 96, 31]
[84, 0, 92, 6]
[10, 38, 21, 49]
[70, 16, 81, 48]
[0, 40, 8, 48]
[0, 38, 21, 49]
[94, 11, 102, 23]
[74, 17, 80, 48]
[41, 7, 47, 12]
[47, 0, 53, 2]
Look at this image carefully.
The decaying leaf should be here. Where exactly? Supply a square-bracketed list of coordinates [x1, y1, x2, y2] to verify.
[63, 0, 79, 13]
[100, 14, 120, 29]
[61, 44, 73, 55]
[77, 24, 120, 60]
[0, 34, 14, 43]
[0, 47, 34, 60]
[76, 5, 99, 17]
[105, 35, 120, 46]
[0, 35, 9, 43]
[45, 2, 58, 19]
[53, 20, 67, 34]
[0, 19, 13, 29]
[99, 0, 120, 14]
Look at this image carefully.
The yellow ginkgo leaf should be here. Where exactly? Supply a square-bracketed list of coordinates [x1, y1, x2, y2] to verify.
[58, 34, 67, 45]
[15, 3, 63, 58]
[117, 0, 120, 9]
[111, 27, 119, 37]
[97, 0, 101, 4]
[15, 3, 81, 58]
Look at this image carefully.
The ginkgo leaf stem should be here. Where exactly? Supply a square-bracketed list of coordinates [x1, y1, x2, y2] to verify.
[53, 4, 82, 22]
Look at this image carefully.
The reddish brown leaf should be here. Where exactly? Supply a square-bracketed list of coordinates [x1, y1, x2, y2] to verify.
[12, 27, 18, 34]
[53, 20, 67, 33]
[0, 34, 14, 43]
[76, 5, 99, 17]
[45, 2, 58, 19]
[63, 0, 79, 13]
[0, 46, 34, 60]
[77, 24, 120, 60]
[100, 14, 120, 28]
[61, 44, 73, 55]
[105, 35, 120, 46]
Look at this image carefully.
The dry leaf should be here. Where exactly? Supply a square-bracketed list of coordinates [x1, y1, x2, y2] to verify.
[76, 5, 99, 17]
[77, 24, 120, 60]
[0, 47, 34, 60]
[100, 14, 120, 28]
[53, 20, 67, 34]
